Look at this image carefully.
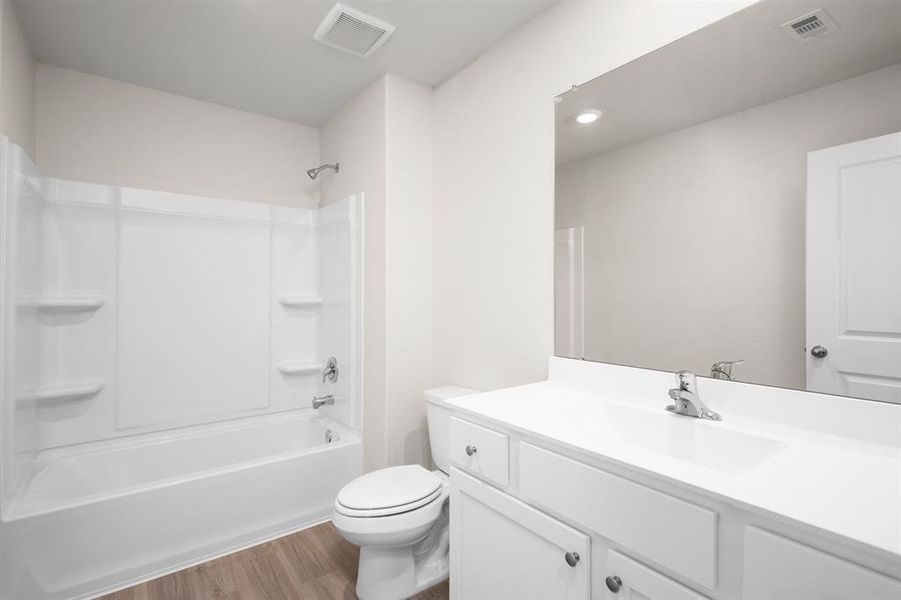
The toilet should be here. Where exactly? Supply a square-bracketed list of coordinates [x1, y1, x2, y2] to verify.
[332, 386, 477, 600]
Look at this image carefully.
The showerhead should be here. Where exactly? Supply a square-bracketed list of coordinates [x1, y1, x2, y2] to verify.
[307, 163, 340, 180]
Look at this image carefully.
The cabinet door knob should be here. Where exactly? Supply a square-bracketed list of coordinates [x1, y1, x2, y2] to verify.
[564, 551, 580, 567]
[605, 575, 622, 593]
[465, 445, 478, 456]
[810, 345, 828, 358]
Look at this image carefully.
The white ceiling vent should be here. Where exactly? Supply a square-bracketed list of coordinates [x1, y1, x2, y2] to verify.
[780, 8, 839, 44]
[314, 4, 396, 58]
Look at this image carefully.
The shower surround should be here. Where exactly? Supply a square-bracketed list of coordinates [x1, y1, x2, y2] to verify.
[0, 137, 363, 599]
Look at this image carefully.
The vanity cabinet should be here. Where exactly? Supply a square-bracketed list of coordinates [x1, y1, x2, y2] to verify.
[449, 468, 590, 600]
[448, 413, 901, 600]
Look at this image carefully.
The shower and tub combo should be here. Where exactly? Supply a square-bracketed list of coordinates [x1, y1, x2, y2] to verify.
[0, 138, 363, 599]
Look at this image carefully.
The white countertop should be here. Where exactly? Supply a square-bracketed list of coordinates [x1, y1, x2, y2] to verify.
[447, 379, 901, 562]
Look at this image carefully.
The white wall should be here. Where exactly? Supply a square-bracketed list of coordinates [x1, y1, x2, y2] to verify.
[556, 64, 901, 390]
[320, 78, 388, 472]
[35, 64, 320, 207]
[320, 74, 435, 471]
[0, 0, 35, 156]
[431, 0, 754, 392]
[384, 75, 434, 467]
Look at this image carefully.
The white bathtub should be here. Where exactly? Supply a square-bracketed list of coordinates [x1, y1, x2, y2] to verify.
[0, 412, 362, 600]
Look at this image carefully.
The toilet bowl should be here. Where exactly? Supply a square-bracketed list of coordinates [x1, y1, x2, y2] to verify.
[331, 386, 477, 600]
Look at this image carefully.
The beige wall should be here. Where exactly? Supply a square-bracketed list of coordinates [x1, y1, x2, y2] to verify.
[320, 77, 388, 472]
[320, 74, 434, 472]
[35, 64, 320, 207]
[384, 75, 434, 468]
[556, 64, 901, 390]
[430, 1, 754, 392]
[0, 0, 35, 156]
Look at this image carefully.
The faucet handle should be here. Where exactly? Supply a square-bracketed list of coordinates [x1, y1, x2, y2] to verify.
[712, 359, 744, 369]
[711, 360, 744, 380]
[675, 370, 696, 391]
[322, 356, 339, 383]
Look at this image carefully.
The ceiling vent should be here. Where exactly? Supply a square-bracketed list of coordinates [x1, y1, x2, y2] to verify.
[314, 4, 396, 58]
[780, 8, 839, 44]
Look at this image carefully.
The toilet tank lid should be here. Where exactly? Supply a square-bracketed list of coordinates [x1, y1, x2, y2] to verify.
[425, 386, 479, 407]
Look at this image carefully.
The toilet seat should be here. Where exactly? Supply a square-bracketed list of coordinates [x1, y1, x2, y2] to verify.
[335, 465, 443, 518]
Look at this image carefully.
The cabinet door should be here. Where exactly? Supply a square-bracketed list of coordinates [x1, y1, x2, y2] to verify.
[604, 551, 711, 600]
[450, 468, 590, 600]
[743, 527, 901, 599]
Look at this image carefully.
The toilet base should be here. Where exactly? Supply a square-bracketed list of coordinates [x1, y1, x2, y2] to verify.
[355, 503, 449, 600]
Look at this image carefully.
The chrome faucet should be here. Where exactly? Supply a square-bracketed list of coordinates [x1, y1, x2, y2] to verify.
[666, 371, 722, 421]
[312, 394, 335, 409]
[322, 356, 338, 383]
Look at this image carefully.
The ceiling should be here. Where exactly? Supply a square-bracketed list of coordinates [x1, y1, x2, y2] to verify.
[556, 0, 901, 165]
[14, 0, 553, 127]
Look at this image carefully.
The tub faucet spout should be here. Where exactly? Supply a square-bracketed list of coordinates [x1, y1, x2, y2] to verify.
[312, 395, 335, 409]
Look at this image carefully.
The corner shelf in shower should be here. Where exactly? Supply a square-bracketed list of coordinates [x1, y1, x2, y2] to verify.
[278, 361, 323, 376]
[16, 380, 106, 408]
[278, 296, 323, 309]
[20, 296, 105, 314]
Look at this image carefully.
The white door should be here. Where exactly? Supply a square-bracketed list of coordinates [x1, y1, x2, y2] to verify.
[603, 551, 711, 600]
[449, 468, 590, 600]
[806, 132, 901, 402]
[555, 227, 584, 359]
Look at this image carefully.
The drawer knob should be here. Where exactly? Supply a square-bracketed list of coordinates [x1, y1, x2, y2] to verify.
[605, 575, 622, 593]
[465, 445, 478, 456]
[564, 551, 580, 567]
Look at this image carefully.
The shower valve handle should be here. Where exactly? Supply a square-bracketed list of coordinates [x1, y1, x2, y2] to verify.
[322, 357, 339, 383]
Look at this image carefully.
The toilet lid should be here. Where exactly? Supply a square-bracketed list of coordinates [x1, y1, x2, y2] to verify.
[337, 464, 442, 512]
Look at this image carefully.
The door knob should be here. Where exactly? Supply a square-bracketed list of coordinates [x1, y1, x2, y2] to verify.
[465, 445, 477, 456]
[605, 575, 622, 593]
[810, 345, 828, 358]
[564, 551, 580, 567]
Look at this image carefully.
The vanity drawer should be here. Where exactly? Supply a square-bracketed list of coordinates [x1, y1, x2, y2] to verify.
[519, 442, 717, 589]
[449, 417, 509, 486]
[605, 550, 711, 600]
[743, 527, 901, 599]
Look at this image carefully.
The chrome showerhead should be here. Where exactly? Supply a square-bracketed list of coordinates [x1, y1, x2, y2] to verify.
[307, 163, 340, 180]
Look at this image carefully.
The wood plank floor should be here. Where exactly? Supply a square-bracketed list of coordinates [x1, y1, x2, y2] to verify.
[101, 522, 449, 600]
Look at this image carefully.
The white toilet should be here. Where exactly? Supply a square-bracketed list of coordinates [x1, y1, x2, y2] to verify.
[332, 386, 476, 600]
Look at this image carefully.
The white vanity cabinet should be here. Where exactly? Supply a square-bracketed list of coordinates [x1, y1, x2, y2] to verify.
[447, 412, 901, 600]
[450, 468, 591, 600]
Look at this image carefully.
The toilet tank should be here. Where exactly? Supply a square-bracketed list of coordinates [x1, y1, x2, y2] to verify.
[425, 386, 478, 474]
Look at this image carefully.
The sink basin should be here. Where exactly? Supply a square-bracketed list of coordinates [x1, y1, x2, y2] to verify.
[604, 403, 786, 473]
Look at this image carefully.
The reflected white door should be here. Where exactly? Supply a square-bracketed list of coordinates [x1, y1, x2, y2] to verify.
[555, 227, 583, 359]
[806, 132, 901, 403]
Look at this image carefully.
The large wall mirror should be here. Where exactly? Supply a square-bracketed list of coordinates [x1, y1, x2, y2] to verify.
[554, 0, 901, 402]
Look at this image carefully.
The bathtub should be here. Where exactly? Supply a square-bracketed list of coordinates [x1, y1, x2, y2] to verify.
[0, 411, 362, 600]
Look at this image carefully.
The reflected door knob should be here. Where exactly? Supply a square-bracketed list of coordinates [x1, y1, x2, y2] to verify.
[810, 345, 828, 358]
[465, 445, 477, 456]
[564, 551, 580, 567]
[605, 575, 622, 593]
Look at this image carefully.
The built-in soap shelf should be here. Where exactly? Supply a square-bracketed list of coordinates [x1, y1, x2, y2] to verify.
[20, 296, 105, 314]
[278, 296, 323, 309]
[16, 380, 105, 408]
[278, 361, 322, 376]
